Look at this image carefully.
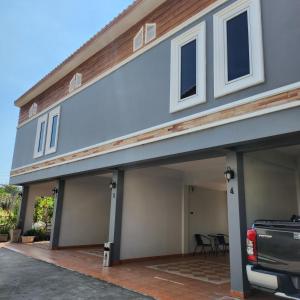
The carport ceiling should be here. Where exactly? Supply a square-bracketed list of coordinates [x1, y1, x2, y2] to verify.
[164, 157, 226, 191]
[276, 145, 300, 158]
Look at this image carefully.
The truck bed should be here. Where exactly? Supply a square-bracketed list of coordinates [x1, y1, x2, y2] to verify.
[254, 220, 300, 275]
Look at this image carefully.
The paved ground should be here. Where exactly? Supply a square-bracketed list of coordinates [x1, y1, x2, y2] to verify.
[0, 248, 153, 300]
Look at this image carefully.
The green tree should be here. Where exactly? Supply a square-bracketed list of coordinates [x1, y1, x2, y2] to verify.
[33, 196, 54, 227]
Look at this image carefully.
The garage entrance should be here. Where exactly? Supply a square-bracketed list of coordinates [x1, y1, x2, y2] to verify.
[244, 145, 300, 228]
[119, 156, 231, 286]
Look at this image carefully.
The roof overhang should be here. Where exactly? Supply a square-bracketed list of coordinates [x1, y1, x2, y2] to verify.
[15, 0, 167, 108]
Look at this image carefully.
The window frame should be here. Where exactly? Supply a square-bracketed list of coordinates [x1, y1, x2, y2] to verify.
[33, 114, 48, 158]
[213, 0, 264, 98]
[145, 23, 157, 44]
[45, 106, 60, 155]
[170, 22, 206, 113]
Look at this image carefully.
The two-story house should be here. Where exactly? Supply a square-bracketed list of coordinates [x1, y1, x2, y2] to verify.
[10, 0, 300, 298]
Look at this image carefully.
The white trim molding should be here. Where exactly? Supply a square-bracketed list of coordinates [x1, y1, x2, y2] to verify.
[45, 106, 61, 155]
[12, 81, 300, 177]
[33, 114, 48, 159]
[213, 0, 264, 98]
[170, 22, 206, 113]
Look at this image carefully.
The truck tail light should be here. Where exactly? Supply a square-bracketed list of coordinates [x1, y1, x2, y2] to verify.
[247, 228, 257, 263]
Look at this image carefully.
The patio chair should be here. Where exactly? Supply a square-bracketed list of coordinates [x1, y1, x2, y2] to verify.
[215, 234, 229, 255]
[193, 234, 214, 256]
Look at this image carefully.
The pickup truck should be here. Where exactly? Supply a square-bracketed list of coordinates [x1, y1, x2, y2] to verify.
[246, 216, 300, 299]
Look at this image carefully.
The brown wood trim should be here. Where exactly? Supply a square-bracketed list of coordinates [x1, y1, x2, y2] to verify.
[11, 88, 300, 177]
[19, 0, 216, 124]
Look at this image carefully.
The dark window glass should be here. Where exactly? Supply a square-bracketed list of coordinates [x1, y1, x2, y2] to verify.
[180, 39, 197, 99]
[50, 115, 58, 148]
[38, 121, 45, 153]
[227, 11, 250, 82]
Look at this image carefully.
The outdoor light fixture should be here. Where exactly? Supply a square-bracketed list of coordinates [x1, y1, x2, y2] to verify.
[18, 192, 23, 197]
[52, 187, 59, 195]
[224, 167, 235, 182]
[109, 181, 117, 190]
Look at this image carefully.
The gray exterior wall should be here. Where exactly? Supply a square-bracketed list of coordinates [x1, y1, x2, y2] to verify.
[11, 0, 300, 184]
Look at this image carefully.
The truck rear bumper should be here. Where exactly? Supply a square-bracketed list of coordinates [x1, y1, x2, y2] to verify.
[246, 265, 300, 300]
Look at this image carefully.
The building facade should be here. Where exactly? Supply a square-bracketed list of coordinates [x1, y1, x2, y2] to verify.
[10, 0, 300, 297]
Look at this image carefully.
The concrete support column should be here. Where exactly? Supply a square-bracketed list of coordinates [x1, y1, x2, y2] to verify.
[50, 179, 65, 249]
[17, 185, 29, 233]
[108, 169, 124, 264]
[226, 152, 250, 298]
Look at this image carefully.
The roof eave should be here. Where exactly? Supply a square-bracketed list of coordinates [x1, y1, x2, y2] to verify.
[14, 0, 167, 108]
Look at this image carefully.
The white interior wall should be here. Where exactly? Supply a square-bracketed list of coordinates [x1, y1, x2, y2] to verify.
[188, 186, 228, 252]
[59, 175, 111, 247]
[244, 153, 298, 227]
[120, 167, 183, 260]
[24, 181, 56, 232]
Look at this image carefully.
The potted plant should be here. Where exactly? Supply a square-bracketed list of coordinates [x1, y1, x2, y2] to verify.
[0, 225, 9, 242]
[21, 229, 36, 243]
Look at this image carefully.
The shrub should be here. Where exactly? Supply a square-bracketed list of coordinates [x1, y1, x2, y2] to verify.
[0, 224, 10, 235]
[23, 228, 50, 241]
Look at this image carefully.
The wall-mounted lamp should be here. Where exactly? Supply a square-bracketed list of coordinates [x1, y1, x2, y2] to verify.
[224, 167, 235, 182]
[109, 181, 117, 190]
[52, 187, 59, 195]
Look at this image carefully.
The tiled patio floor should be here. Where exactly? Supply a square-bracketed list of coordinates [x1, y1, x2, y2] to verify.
[3, 243, 277, 300]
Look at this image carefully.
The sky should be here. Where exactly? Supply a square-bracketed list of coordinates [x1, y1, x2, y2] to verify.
[0, 0, 133, 184]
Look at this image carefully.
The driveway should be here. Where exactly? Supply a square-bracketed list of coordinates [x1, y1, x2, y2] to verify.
[0, 248, 153, 300]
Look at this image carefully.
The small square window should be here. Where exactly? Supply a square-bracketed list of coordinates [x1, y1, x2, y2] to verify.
[170, 22, 206, 113]
[145, 23, 156, 44]
[45, 106, 60, 155]
[33, 114, 48, 158]
[214, 0, 264, 98]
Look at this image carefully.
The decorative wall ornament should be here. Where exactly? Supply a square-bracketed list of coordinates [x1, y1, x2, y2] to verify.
[28, 103, 38, 118]
[69, 73, 82, 93]
[133, 27, 144, 52]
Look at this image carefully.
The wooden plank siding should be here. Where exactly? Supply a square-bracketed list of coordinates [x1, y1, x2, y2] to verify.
[11, 87, 300, 177]
[19, 0, 215, 124]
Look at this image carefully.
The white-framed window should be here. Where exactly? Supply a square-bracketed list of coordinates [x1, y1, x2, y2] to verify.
[213, 0, 264, 98]
[133, 27, 144, 52]
[145, 23, 156, 44]
[28, 102, 38, 118]
[170, 22, 206, 113]
[69, 73, 82, 93]
[45, 106, 60, 155]
[33, 114, 48, 158]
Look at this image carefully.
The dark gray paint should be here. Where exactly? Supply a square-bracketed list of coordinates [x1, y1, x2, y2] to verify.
[226, 152, 250, 294]
[50, 179, 64, 249]
[10, 106, 300, 185]
[17, 185, 29, 233]
[11, 0, 300, 171]
[108, 170, 124, 263]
